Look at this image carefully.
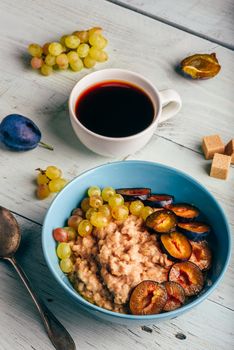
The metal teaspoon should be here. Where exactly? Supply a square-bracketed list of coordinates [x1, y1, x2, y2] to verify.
[0, 206, 76, 350]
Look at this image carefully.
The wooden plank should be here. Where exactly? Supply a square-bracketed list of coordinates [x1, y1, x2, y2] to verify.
[0, 0, 233, 223]
[111, 0, 234, 49]
[0, 214, 233, 350]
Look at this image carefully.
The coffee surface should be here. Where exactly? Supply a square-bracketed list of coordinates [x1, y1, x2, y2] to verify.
[75, 81, 154, 137]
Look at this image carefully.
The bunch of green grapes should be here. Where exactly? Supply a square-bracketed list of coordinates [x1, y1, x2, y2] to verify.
[70, 186, 153, 237]
[28, 27, 108, 76]
[36, 165, 67, 199]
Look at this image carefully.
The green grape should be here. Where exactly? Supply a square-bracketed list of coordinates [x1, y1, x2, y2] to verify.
[45, 54, 56, 66]
[40, 64, 53, 76]
[31, 57, 43, 69]
[28, 43, 43, 57]
[89, 47, 101, 60]
[67, 51, 79, 64]
[140, 206, 153, 221]
[88, 27, 102, 36]
[129, 200, 144, 216]
[89, 195, 103, 209]
[89, 47, 108, 62]
[85, 208, 97, 220]
[73, 30, 89, 43]
[89, 34, 107, 49]
[65, 35, 80, 49]
[83, 56, 96, 68]
[49, 178, 66, 192]
[36, 184, 50, 199]
[108, 194, 124, 208]
[98, 204, 111, 219]
[37, 172, 49, 185]
[77, 43, 89, 58]
[78, 220, 93, 237]
[101, 187, 116, 202]
[81, 197, 90, 212]
[70, 58, 83, 72]
[68, 215, 83, 229]
[45, 166, 61, 180]
[48, 42, 63, 56]
[42, 42, 50, 55]
[56, 242, 71, 259]
[60, 258, 73, 273]
[60, 35, 68, 46]
[88, 186, 101, 197]
[56, 53, 69, 66]
[90, 212, 109, 228]
[111, 205, 129, 221]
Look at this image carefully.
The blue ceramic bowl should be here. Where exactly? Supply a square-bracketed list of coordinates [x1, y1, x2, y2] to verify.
[42, 161, 231, 325]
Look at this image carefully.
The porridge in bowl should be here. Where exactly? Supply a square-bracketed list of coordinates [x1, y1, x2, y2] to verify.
[53, 186, 212, 315]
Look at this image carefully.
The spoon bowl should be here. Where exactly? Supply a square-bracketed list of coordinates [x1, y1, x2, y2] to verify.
[0, 206, 21, 258]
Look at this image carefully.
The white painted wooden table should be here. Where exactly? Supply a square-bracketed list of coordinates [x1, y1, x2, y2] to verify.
[0, 1, 233, 349]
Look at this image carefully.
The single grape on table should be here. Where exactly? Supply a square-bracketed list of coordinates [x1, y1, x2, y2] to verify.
[27, 27, 109, 76]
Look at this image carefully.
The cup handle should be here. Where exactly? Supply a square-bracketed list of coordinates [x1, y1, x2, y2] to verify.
[158, 89, 182, 123]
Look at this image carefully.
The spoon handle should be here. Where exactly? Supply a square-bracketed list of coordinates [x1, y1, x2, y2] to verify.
[7, 256, 76, 350]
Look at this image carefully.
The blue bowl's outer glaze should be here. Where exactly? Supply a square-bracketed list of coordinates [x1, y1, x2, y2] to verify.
[42, 161, 231, 325]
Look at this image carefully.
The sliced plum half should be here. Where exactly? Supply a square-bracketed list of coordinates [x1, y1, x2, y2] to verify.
[146, 210, 177, 233]
[189, 241, 212, 271]
[144, 194, 174, 208]
[167, 203, 200, 222]
[177, 222, 210, 241]
[129, 280, 167, 315]
[163, 281, 185, 312]
[169, 261, 204, 296]
[116, 188, 151, 201]
[161, 232, 192, 261]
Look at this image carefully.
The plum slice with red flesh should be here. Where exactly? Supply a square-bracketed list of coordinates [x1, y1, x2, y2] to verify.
[144, 194, 174, 208]
[169, 261, 204, 296]
[161, 232, 192, 261]
[166, 203, 199, 222]
[189, 240, 212, 271]
[116, 188, 151, 201]
[177, 222, 210, 241]
[146, 209, 177, 233]
[129, 281, 167, 315]
[163, 281, 185, 312]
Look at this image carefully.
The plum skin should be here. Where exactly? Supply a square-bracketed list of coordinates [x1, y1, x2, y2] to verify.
[0, 114, 41, 151]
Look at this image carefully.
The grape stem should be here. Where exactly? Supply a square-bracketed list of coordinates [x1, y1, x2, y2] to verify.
[39, 141, 54, 151]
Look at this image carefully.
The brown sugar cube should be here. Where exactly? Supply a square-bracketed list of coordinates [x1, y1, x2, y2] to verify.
[210, 153, 231, 180]
[225, 139, 234, 164]
[202, 135, 225, 159]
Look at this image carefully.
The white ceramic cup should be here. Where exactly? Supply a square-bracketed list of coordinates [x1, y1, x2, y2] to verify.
[69, 68, 182, 157]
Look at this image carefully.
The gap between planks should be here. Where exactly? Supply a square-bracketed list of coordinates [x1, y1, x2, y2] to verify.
[105, 0, 234, 51]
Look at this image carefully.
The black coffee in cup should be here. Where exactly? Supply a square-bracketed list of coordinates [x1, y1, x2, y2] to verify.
[75, 81, 154, 138]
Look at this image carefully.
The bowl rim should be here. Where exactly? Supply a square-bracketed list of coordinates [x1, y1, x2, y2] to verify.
[42, 160, 232, 320]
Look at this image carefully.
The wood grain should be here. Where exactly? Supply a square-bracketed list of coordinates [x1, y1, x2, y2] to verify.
[111, 0, 234, 49]
[0, 214, 233, 350]
[0, 0, 233, 349]
[0, 0, 233, 223]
